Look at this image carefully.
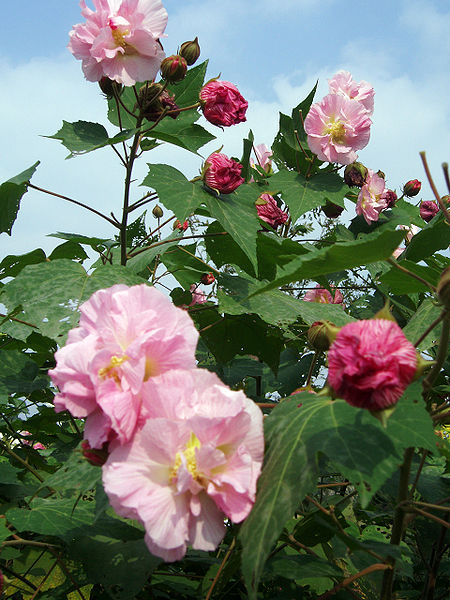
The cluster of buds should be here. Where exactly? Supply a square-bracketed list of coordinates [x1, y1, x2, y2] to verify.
[159, 38, 200, 83]
[137, 83, 180, 121]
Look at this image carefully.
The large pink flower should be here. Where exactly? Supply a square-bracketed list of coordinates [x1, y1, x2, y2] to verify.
[328, 71, 375, 115]
[303, 284, 344, 305]
[356, 169, 388, 224]
[102, 369, 264, 561]
[68, 0, 168, 86]
[203, 152, 244, 194]
[49, 284, 199, 447]
[199, 81, 248, 127]
[328, 319, 417, 411]
[304, 94, 372, 165]
[256, 194, 288, 229]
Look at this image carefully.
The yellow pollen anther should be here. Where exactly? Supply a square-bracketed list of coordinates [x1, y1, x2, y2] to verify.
[111, 28, 129, 48]
[98, 355, 129, 384]
[325, 120, 346, 144]
[170, 433, 203, 484]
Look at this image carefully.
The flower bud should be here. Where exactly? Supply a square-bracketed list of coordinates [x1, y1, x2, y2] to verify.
[344, 162, 368, 188]
[420, 200, 439, 222]
[376, 170, 385, 180]
[307, 320, 340, 351]
[173, 219, 188, 231]
[201, 272, 215, 285]
[179, 37, 201, 66]
[437, 266, 450, 310]
[403, 179, 421, 197]
[98, 77, 122, 98]
[321, 200, 344, 218]
[137, 83, 180, 121]
[160, 54, 188, 83]
[152, 205, 164, 218]
[81, 440, 109, 467]
[381, 189, 397, 208]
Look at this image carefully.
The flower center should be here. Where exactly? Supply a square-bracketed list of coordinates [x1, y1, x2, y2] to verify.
[325, 120, 346, 144]
[98, 355, 128, 385]
[110, 27, 129, 48]
[170, 433, 204, 484]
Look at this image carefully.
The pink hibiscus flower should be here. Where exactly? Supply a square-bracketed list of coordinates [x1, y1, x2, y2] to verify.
[68, 0, 168, 86]
[102, 369, 264, 561]
[328, 319, 417, 411]
[304, 94, 372, 165]
[328, 71, 375, 115]
[303, 284, 344, 305]
[356, 169, 388, 224]
[256, 194, 288, 229]
[50, 284, 199, 447]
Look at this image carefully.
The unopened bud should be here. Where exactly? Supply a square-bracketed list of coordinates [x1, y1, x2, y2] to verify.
[437, 266, 450, 310]
[81, 440, 108, 467]
[403, 179, 421, 197]
[307, 320, 340, 351]
[152, 205, 164, 218]
[382, 189, 398, 208]
[173, 219, 188, 231]
[376, 170, 385, 180]
[344, 162, 368, 188]
[160, 54, 188, 83]
[321, 200, 344, 218]
[179, 37, 201, 66]
[420, 200, 439, 222]
[98, 77, 122, 98]
[201, 272, 215, 285]
[137, 83, 180, 121]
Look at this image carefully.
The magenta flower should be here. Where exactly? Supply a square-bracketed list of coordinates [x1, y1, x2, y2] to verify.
[256, 194, 288, 229]
[102, 369, 264, 561]
[328, 319, 417, 411]
[328, 71, 375, 115]
[303, 284, 344, 305]
[203, 152, 244, 194]
[304, 94, 372, 165]
[420, 200, 439, 222]
[68, 0, 168, 86]
[49, 284, 199, 447]
[200, 81, 248, 127]
[356, 169, 388, 224]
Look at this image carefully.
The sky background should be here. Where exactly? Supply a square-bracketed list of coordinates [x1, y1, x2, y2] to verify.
[1, 0, 449, 259]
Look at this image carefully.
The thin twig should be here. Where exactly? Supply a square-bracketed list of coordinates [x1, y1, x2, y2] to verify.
[386, 257, 437, 293]
[420, 151, 450, 224]
[205, 538, 235, 600]
[0, 312, 37, 328]
[128, 232, 227, 259]
[0, 439, 44, 482]
[442, 162, 450, 194]
[414, 310, 445, 347]
[29, 560, 58, 600]
[316, 563, 391, 600]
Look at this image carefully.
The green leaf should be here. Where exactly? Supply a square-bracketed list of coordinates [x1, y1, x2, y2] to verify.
[0, 261, 146, 340]
[46, 121, 140, 158]
[0, 462, 21, 484]
[49, 242, 88, 262]
[267, 554, 343, 581]
[6, 497, 95, 536]
[241, 129, 255, 182]
[239, 383, 435, 598]
[379, 259, 440, 293]
[204, 184, 261, 272]
[250, 228, 405, 296]
[403, 298, 443, 351]
[147, 110, 215, 154]
[167, 60, 208, 108]
[161, 243, 209, 288]
[404, 213, 450, 261]
[39, 448, 101, 495]
[48, 232, 116, 252]
[269, 169, 348, 223]
[256, 232, 310, 281]
[127, 234, 181, 275]
[218, 272, 354, 327]
[141, 164, 208, 222]
[0, 349, 49, 402]
[0, 162, 40, 235]
[205, 220, 255, 277]
[0, 248, 46, 280]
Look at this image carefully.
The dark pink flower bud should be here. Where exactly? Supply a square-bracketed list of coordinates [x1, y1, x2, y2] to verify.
[381, 189, 397, 208]
[138, 84, 180, 121]
[81, 440, 109, 467]
[344, 162, 368, 188]
[199, 80, 248, 127]
[160, 54, 187, 82]
[98, 77, 122, 98]
[201, 272, 215, 285]
[420, 200, 439, 222]
[321, 200, 345, 218]
[179, 37, 200, 66]
[203, 152, 244, 194]
[256, 193, 288, 228]
[403, 179, 421, 197]
[328, 319, 417, 412]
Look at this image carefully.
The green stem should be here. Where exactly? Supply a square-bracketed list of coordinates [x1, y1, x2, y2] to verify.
[120, 116, 143, 266]
[0, 439, 44, 483]
[380, 447, 415, 600]
[423, 313, 450, 397]
[420, 151, 450, 224]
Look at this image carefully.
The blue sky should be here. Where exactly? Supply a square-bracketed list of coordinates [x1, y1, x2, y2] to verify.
[1, 0, 449, 257]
